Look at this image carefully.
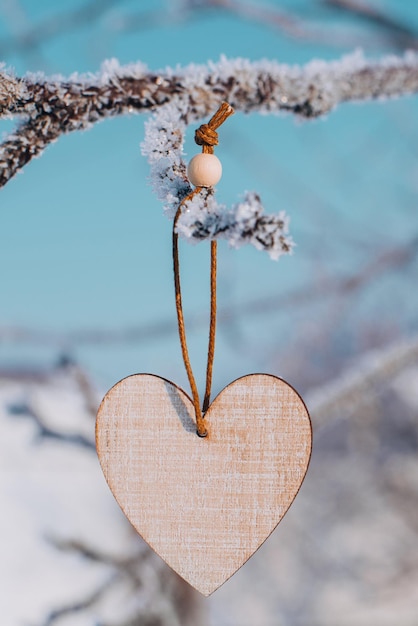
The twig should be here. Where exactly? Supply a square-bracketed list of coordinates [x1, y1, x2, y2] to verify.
[40, 576, 116, 626]
[45, 536, 200, 626]
[48, 536, 149, 572]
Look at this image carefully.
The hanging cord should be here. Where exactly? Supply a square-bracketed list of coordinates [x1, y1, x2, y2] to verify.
[173, 102, 234, 437]
[202, 238, 217, 414]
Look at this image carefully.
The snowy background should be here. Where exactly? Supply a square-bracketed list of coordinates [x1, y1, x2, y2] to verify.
[1, 1, 418, 624]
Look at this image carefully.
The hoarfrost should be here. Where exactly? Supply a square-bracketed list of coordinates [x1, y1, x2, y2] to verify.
[141, 99, 293, 259]
[2, 51, 418, 199]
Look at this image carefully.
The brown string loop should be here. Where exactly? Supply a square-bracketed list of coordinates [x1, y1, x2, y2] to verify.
[173, 102, 234, 438]
[173, 195, 207, 438]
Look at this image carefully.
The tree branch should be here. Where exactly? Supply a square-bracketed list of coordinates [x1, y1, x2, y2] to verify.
[44, 536, 201, 626]
[1, 52, 418, 253]
[1, 52, 417, 186]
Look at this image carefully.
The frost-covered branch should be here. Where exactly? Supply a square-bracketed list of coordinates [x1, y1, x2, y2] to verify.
[178, 189, 293, 258]
[0, 69, 24, 112]
[1, 51, 418, 254]
[1, 52, 418, 185]
[140, 98, 293, 258]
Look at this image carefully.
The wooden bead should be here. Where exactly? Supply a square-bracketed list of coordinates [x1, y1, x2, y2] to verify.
[187, 153, 222, 187]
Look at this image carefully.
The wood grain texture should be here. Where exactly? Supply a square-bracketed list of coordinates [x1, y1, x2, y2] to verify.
[96, 373, 312, 596]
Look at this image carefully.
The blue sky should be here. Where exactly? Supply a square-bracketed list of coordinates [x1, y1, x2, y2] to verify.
[1, 0, 417, 394]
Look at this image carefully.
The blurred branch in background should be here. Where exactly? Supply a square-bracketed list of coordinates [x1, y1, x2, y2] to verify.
[307, 333, 418, 424]
[41, 536, 199, 626]
[184, 0, 417, 49]
[0, 234, 415, 350]
[3, 0, 418, 57]
[0, 0, 125, 58]
[1, 362, 204, 626]
[171, 0, 352, 44]
[324, 0, 418, 50]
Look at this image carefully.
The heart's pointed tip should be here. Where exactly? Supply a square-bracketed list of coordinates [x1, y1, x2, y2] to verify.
[201, 589, 215, 598]
[188, 581, 222, 597]
[173, 567, 226, 596]
[195, 588, 213, 598]
[181, 567, 238, 596]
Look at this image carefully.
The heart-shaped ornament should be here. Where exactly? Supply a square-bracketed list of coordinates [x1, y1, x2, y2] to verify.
[96, 373, 312, 596]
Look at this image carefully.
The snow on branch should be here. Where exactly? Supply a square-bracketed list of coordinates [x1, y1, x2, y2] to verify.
[1, 51, 418, 255]
[142, 99, 293, 259]
[1, 51, 417, 184]
[0, 67, 25, 113]
[140, 99, 293, 258]
[177, 189, 292, 259]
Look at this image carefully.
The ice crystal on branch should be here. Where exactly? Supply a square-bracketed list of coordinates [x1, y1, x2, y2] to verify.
[142, 101, 190, 218]
[0, 67, 25, 116]
[178, 190, 294, 260]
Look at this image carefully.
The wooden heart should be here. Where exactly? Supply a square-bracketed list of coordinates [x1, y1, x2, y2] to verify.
[96, 373, 312, 596]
